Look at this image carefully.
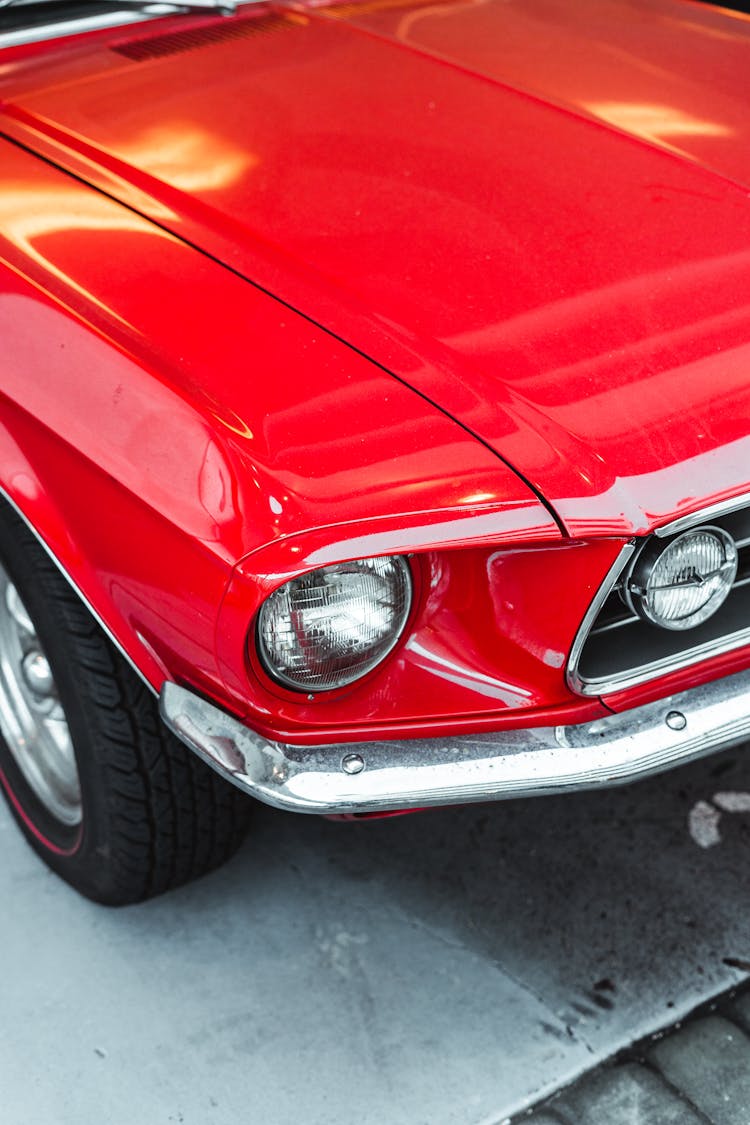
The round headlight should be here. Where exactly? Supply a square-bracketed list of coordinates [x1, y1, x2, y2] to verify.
[626, 526, 737, 631]
[256, 555, 412, 692]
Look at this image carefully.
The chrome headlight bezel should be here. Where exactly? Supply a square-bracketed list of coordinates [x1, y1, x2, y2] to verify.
[624, 525, 738, 632]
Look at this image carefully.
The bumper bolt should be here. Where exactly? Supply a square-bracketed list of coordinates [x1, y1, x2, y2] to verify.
[342, 753, 365, 775]
[665, 710, 687, 731]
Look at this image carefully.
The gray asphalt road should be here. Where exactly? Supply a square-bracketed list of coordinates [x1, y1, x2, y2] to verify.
[3, 741, 750, 1125]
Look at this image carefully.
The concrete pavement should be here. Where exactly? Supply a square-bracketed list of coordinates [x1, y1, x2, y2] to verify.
[3, 737, 750, 1123]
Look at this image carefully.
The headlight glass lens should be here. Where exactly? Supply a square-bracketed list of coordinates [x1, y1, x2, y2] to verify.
[629, 527, 737, 631]
[257, 555, 412, 691]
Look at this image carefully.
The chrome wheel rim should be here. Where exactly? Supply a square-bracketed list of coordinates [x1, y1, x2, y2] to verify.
[0, 566, 81, 826]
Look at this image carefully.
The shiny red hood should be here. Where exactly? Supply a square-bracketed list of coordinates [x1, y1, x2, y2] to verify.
[2, 0, 750, 536]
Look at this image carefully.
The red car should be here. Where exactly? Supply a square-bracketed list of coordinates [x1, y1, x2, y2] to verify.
[1, 0, 749, 903]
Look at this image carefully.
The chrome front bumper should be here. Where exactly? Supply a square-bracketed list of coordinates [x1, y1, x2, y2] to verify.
[159, 670, 750, 815]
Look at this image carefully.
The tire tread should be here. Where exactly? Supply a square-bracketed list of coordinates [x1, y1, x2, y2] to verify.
[0, 501, 250, 904]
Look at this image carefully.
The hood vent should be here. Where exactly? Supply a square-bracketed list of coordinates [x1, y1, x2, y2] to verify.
[111, 13, 290, 62]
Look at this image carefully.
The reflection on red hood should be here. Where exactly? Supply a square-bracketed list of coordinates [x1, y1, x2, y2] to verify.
[2, 0, 750, 536]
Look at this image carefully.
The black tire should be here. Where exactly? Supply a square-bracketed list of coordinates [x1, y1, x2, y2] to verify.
[0, 500, 251, 905]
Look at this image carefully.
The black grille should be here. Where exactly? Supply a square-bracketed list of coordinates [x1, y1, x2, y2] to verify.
[110, 12, 291, 62]
[574, 506, 750, 691]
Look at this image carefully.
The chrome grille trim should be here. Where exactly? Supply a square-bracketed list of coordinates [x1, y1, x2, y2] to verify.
[566, 543, 635, 696]
[567, 497, 750, 697]
[570, 625, 750, 697]
[655, 491, 750, 537]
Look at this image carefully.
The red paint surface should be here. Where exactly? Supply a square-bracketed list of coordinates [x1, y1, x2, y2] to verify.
[0, 0, 750, 741]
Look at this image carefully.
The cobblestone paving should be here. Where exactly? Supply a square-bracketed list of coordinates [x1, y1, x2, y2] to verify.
[519, 986, 750, 1124]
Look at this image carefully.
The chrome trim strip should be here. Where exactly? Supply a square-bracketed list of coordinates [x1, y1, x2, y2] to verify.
[588, 612, 639, 636]
[565, 542, 635, 696]
[160, 669, 750, 813]
[655, 492, 750, 537]
[0, 487, 157, 695]
[575, 628, 750, 697]
[0, 9, 152, 47]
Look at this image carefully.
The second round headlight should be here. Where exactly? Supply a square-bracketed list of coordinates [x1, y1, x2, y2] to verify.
[626, 526, 737, 631]
[256, 555, 412, 691]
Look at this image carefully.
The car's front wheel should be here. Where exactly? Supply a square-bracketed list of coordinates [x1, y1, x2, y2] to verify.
[0, 500, 251, 905]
